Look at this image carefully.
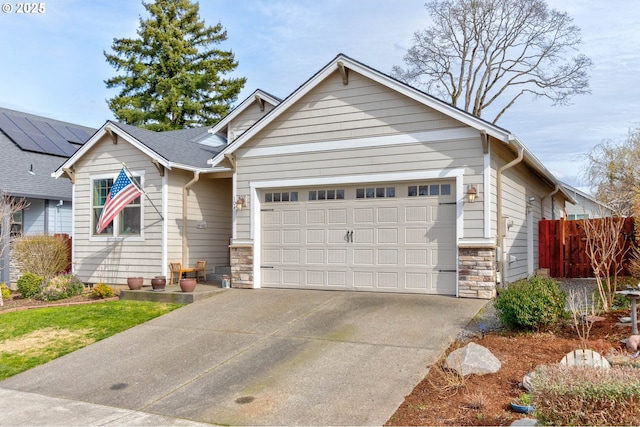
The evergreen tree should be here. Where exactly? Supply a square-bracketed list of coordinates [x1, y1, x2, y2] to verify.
[104, 0, 246, 130]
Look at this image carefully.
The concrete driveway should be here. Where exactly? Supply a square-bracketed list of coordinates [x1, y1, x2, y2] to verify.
[0, 289, 486, 426]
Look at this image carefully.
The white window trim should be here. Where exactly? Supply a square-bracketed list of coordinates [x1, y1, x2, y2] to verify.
[89, 170, 146, 242]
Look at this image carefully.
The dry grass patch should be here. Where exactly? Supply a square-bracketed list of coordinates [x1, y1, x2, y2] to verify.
[1, 327, 94, 354]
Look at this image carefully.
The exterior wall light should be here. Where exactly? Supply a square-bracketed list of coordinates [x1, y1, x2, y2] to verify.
[467, 186, 477, 203]
[235, 196, 246, 211]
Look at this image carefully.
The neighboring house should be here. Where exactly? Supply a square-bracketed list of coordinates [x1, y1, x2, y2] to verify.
[562, 182, 612, 219]
[0, 107, 96, 285]
[54, 55, 574, 299]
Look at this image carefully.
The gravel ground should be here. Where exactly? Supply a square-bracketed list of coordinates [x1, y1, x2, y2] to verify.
[457, 278, 603, 340]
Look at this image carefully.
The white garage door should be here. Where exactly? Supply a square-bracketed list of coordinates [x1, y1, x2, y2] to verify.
[260, 181, 456, 295]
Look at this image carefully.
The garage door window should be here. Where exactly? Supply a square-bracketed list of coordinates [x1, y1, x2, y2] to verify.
[356, 187, 395, 199]
[309, 189, 345, 201]
[408, 183, 451, 197]
[265, 191, 298, 203]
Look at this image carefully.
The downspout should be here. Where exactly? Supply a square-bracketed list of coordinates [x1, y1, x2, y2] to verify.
[182, 171, 200, 266]
[541, 185, 560, 220]
[497, 142, 524, 285]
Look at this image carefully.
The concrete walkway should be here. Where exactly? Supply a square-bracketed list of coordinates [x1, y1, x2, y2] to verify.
[0, 289, 486, 426]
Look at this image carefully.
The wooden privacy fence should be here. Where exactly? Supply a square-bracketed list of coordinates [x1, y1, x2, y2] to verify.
[539, 218, 635, 278]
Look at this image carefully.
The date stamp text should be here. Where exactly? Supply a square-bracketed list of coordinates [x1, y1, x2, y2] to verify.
[2, 3, 46, 13]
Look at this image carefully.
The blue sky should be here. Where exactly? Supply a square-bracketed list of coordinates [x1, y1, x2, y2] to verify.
[1, 0, 639, 190]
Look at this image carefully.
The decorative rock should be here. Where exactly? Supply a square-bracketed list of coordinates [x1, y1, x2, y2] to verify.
[445, 342, 501, 376]
[626, 335, 640, 351]
[521, 370, 536, 392]
[560, 349, 610, 368]
[511, 418, 538, 426]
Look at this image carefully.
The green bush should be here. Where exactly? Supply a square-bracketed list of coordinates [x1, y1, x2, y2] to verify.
[494, 275, 566, 330]
[532, 364, 640, 425]
[13, 234, 69, 279]
[0, 283, 10, 300]
[36, 274, 85, 301]
[91, 283, 114, 299]
[16, 272, 44, 299]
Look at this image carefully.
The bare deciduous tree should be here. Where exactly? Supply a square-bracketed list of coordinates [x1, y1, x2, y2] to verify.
[392, 0, 592, 123]
[582, 127, 640, 217]
[583, 216, 629, 312]
[0, 193, 28, 306]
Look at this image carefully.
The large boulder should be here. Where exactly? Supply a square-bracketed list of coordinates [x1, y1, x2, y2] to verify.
[445, 342, 501, 376]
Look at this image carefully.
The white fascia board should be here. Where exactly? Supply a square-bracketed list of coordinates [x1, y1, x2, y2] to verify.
[511, 136, 576, 204]
[208, 89, 282, 136]
[52, 123, 172, 178]
[340, 57, 513, 144]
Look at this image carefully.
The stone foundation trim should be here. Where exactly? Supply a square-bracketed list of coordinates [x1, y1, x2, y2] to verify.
[458, 246, 496, 299]
[229, 244, 254, 289]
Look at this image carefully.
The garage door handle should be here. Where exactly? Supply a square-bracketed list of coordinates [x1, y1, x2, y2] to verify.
[344, 230, 353, 243]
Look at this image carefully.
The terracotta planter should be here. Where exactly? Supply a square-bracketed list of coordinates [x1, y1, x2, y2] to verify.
[127, 277, 143, 290]
[179, 278, 197, 292]
[151, 276, 166, 292]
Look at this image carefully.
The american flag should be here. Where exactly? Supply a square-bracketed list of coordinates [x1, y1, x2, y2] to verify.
[96, 168, 142, 234]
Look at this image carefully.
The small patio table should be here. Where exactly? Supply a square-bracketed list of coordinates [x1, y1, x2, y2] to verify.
[615, 290, 640, 335]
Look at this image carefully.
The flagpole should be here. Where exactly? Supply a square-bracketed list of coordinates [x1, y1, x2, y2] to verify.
[121, 162, 164, 220]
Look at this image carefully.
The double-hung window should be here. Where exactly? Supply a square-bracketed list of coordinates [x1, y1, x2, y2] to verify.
[92, 172, 143, 237]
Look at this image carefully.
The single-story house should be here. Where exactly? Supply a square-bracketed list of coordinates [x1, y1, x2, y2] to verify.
[562, 182, 612, 219]
[0, 107, 95, 285]
[54, 54, 574, 298]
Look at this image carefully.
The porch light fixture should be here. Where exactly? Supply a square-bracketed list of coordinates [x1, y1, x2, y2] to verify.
[467, 186, 477, 203]
[234, 196, 246, 211]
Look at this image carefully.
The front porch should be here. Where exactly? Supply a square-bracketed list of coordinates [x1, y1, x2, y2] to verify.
[119, 282, 227, 304]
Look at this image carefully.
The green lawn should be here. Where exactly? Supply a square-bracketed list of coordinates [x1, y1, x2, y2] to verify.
[0, 300, 183, 380]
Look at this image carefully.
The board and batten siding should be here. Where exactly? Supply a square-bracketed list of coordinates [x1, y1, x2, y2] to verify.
[166, 170, 232, 271]
[72, 135, 164, 284]
[234, 70, 486, 240]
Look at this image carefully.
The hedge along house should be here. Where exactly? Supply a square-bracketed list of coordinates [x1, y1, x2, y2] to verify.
[54, 54, 572, 298]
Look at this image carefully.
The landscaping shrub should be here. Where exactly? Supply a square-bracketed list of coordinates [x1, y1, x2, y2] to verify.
[36, 274, 85, 301]
[91, 283, 114, 299]
[13, 234, 69, 279]
[16, 272, 44, 299]
[532, 364, 640, 425]
[494, 275, 566, 330]
[1, 283, 9, 300]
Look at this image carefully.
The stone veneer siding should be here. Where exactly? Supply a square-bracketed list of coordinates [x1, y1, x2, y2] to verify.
[458, 247, 497, 299]
[230, 245, 253, 289]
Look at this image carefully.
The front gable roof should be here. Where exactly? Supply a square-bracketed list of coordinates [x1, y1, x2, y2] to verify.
[53, 121, 225, 177]
[54, 90, 280, 178]
[208, 53, 573, 202]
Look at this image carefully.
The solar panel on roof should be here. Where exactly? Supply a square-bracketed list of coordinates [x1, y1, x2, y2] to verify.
[29, 119, 77, 156]
[0, 113, 43, 152]
[49, 122, 81, 143]
[67, 126, 91, 143]
[0, 111, 87, 156]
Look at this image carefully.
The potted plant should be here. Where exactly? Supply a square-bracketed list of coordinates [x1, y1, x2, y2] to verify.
[179, 277, 196, 292]
[127, 277, 143, 290]
[510, 393, 534, 414]
[151, 276, 166, 292]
